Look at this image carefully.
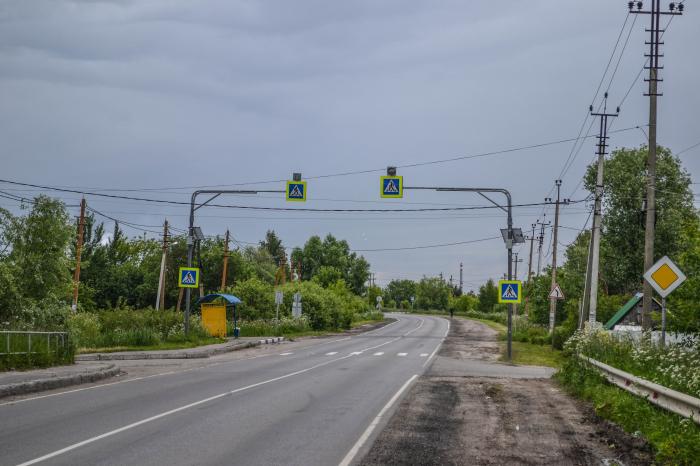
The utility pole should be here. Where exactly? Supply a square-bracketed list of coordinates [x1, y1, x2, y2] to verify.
[588, 94, 619, 325]
[546, 180, 570, 333]
[155, 219, 169, 310]
[513, 253, 523, 316]
[459, 262, 464, 294]
[536, 218, 550, 276]
[579, 221, 595, 329]
[629, 0, 683, 329]
[527, 223, 536, 283]
[221, 229, 230, 291]
[71, 198, 86, 312]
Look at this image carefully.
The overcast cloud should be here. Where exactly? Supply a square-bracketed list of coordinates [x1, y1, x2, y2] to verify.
[1, 0, 698, 290]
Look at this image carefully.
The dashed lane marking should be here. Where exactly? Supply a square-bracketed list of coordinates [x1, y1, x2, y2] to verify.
[397, 353, 407, 357]
[373, 352, 384, 356]
[325, 352, 338, 356]
[279, 353, 293, 356]
[420, 353, 429, 357]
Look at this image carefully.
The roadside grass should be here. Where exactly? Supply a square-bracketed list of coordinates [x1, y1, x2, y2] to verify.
[557, 357, 700, 465]
[1, 334, 74, 371]
[76, 337, 224, 354]
[459, 317, 564, 368]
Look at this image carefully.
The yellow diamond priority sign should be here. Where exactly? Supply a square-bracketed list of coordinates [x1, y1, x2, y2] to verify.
[643, 256, 686, 298]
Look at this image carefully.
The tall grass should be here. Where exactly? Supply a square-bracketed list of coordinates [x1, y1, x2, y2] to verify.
[0, 332, 74, 370]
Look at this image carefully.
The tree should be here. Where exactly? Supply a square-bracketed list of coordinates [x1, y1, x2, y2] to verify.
[312, 266, 343, 288]
[477, 279, 498, 313]
[385, 279, 417, 306]
[584, 146, 695, 294]
[9, 196, 72, 303]
[292, 234, 370, 295]
[259, 230, 286, 266]
[415, 277, 450, 310]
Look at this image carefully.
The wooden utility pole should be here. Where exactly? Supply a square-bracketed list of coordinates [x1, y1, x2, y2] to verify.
[629, 0, 682, 329]
[221, 229, 230, 291]
[156, 220, 169, 310]
[71, 198, 86, 312]
[526, 223, 536, 283]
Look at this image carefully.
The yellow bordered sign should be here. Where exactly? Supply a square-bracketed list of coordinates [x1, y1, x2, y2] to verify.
[498, 280, 522, 304]
[380, 176, 403, 198]
[286, 181, 307, 202]
[643, 256, 686, 298]
[178, 267, 200, 288]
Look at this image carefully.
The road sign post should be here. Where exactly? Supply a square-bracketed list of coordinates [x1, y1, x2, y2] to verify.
[643, 256, 686, 346]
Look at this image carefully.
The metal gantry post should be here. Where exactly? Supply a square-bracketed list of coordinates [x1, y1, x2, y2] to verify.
[404, 186, 518, 361]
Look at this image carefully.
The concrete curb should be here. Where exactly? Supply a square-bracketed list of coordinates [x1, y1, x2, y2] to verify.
[76, 336, 286, 361]
[0, 363, 121, 399]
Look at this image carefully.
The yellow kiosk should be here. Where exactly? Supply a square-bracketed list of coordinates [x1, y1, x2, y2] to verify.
[196, 294, 241, 338]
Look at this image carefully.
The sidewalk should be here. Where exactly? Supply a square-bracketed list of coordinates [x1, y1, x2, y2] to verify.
[76, 336, 284, 361]
[0, 362, 120, 399]
[1, 336, 285, 399]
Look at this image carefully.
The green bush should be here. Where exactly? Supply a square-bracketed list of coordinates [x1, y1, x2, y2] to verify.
[229, 278, 275, 320]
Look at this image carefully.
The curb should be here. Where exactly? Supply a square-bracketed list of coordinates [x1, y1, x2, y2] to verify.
[76, 336, 286, 361]
[0, 363, 121, 399]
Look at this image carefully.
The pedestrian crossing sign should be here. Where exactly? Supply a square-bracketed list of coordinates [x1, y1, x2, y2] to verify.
[286, 181, 307, 202]
[380, 176, 403, 198]
[498, 280, 522, 304]
[178, 267, 200, 288]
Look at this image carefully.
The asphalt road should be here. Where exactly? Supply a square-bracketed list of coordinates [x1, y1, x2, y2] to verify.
[0, 313, 449, 466]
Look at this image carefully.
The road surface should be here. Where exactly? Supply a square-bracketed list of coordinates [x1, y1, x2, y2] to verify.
[1, 313, 448, 466]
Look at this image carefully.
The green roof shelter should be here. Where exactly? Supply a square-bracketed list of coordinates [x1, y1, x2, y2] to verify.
[604, 293, 662, 330]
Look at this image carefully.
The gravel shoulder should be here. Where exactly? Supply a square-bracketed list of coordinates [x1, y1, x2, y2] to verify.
[360, 317, 653, 466]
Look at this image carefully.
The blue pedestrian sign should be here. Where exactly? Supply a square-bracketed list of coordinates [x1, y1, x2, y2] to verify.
[498, 280, 522, 304]
[286, 181, 307, 202]
[178, 267, 200, 288]
[380, 176, 403, 198]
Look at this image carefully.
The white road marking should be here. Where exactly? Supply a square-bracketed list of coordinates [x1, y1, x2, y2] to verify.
[339, 374, 418, 466]
[350, 351, 362, 355]
[402, 318, 424, 336]
[279, 352, 293, 356]
[325, 352, 338, 356]
[397, 353, 407, 357]
[373, 352, 384, 356]
[422, 318, 451, 368]
[15, 352, 360, 466]
[420, 353, 429, 357]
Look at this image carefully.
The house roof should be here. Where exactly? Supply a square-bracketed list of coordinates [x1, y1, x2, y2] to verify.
[603, 292, 661, 330]
[196, 293, 242, 305]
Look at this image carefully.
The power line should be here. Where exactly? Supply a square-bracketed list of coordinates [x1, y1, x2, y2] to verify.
[0, 178, 588, 213]
[348, 235, 502, 252]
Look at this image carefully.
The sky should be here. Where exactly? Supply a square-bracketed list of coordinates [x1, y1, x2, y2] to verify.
[1, 0, 698, 292]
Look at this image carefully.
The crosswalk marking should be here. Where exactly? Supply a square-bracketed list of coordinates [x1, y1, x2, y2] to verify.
[279, 352, 293, 356]
[373, 352, 384, 356]
[325, 352, 338, 356]
[420, 353, 429, 357]
[397, 353, 407, 357]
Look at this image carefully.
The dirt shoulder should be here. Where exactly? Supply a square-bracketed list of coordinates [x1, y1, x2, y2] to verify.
[360, 317, 653, 466]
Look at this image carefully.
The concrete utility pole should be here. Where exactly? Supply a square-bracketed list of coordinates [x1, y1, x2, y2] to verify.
[71, 198, 87, 312]
[513, 253, 523, 316]
[546, 181, 568, 333]
[221, 229, 230, 291]
[588, 95, 619, 325]
[155, 219, 169, 310]
[579, 223, 594, 329]
[459, 262, 464, 294]
[629, 0, 683, 329]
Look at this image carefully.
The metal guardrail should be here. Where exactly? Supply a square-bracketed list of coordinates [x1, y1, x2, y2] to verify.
[0, 331, 67, 356]
[581, 355, 700, 424]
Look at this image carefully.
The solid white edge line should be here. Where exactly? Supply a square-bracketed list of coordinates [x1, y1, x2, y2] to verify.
[15, 352, 359, 466]
[422, 318, 450, 368]
[338, 374, 418, 466]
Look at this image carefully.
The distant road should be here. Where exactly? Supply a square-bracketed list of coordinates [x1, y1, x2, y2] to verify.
[1, 313, 449, 466]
